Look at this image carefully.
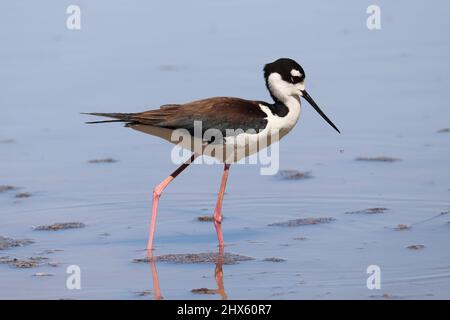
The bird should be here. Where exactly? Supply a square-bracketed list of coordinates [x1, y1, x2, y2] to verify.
[83, 58, 340, 251]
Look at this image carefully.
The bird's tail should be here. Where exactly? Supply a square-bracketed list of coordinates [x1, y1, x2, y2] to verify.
[81, 112, 134, 124]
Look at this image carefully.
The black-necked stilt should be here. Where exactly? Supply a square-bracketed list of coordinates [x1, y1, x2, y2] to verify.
[84, 58, 340, 251]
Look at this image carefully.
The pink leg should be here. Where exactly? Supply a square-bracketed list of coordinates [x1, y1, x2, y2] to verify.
[213, 164, 231, 248]
[147, 153, 198, 251]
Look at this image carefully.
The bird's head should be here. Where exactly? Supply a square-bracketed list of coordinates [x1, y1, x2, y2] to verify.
[264, 58, 340, 133]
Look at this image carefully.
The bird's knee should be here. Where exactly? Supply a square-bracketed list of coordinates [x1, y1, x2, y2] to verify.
[153, 186, 163, 198]
[214, 214, 222, 224]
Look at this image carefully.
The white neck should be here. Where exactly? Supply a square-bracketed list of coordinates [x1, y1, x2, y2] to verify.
[259, 94, 301, 136]
[283, 96, 301, 129]
[284, 95, 301, 109]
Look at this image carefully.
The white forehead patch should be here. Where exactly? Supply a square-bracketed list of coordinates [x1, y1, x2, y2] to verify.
[290, 69, 302, 77]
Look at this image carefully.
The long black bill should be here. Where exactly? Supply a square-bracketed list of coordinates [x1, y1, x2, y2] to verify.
[302, 90, 340, 134]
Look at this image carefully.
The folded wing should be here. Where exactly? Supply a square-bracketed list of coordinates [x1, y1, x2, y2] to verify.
[84, 97, 269, 136]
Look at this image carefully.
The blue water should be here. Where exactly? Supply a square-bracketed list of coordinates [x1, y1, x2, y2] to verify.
[1, 1, 450, 299]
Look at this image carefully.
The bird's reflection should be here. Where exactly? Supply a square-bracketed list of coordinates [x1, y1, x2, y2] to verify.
[147, 250, 163, 300]
[146, 246, 227, 300]
[213, 246, 228, 300]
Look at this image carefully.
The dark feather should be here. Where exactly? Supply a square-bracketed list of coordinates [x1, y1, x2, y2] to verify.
[83, 97, 269, 136]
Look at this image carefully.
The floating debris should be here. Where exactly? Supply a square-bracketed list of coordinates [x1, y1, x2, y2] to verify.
[370, 293, 398, 299]
[0, 185, 16, 193]
[88, 158, 118, 164]
[134, 252, 254, 265]
[277, 170, 312, 180]
[197, 216, 214, 222]
[133, 290, 152, 297]
[406, 244, 425, 250]
[269, 217, 335, 227]
[0, 256, 48, 268]
[33, 272, 54, 277]
[246, 240, 265, 244]
[271, 290, 298, 297]
[46, 262, 61, 268]
[355, 156, 402, 162]
[191, 288, 216, 295]
[0, 139, 15, 144]
[394, 224, 410, 231]
[263, 257, 286, 262]
[0, 236, 34, 250]
[34, 222, 86, 231]
[437, 128, 450, 133]
[197, 215, 225, 222]
[15, 192, 32, 199]
[37, 249, 63, 255]
[345, 208, 389, 215]
[98, 233, 110, 237]
[157, 65, 187, 72]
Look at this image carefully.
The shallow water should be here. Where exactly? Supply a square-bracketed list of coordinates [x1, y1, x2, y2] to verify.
[1, 1, 450, 299]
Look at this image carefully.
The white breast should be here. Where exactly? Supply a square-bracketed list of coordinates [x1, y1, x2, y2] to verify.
[219, 98, 301, 163]
[258, 97, 301, 138]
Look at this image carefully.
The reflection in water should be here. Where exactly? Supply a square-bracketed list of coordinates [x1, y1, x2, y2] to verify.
[146, 247, 228, 300]
[147, 250, 163, 300]
[214, 246, 228, 300]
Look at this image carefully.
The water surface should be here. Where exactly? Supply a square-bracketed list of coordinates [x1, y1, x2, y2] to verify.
[1, 1, 450, 299]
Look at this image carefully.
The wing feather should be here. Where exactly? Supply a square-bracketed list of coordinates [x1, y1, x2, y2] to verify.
[84, 97, 269, 135]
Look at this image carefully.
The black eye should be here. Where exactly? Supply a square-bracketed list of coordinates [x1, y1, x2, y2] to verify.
[291, 76, 302, 84]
